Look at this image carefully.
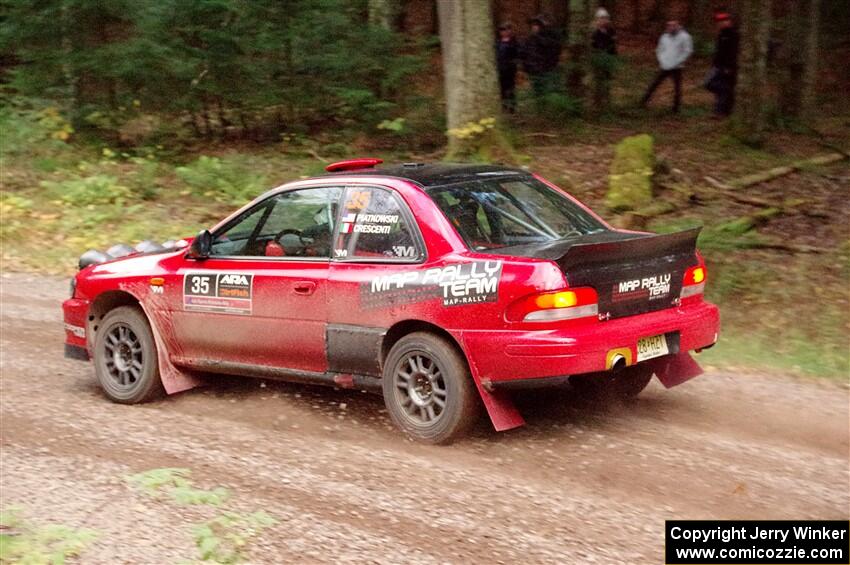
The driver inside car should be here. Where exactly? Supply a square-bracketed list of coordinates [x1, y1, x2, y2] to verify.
[265, 205, 336, 257]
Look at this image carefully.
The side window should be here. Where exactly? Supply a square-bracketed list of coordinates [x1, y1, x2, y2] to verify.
[211, 186, 341, 258]
[333, 187, 421, 261]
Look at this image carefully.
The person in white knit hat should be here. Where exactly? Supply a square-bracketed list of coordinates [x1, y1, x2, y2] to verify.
[591, 7, 618, 110]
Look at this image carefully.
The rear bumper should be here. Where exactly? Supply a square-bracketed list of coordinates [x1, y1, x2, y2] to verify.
[462, 301, 719, 386]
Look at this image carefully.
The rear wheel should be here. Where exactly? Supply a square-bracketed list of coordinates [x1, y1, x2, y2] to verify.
[94, 306, 164, 404]
[382, 332, 480, 444]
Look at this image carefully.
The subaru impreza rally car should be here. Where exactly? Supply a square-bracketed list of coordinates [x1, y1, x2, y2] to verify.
[63, 159, 719, 443]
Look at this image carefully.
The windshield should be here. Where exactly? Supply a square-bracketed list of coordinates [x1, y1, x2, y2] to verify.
[427, 177, 606, 250]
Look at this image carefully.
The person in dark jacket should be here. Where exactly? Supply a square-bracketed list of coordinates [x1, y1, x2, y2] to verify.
[590, 8, 618, 111]
[496, 23, 519, 113]
[710, 12, 740, 117]
[521, 15, 562, 105]
[591, 8, 617, 55]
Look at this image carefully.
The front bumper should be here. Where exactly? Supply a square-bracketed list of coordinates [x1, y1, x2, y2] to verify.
[62, 297, 90, 356]
[462, 301, 719, 386]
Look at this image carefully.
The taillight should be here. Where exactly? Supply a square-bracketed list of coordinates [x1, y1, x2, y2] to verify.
[507, 287, 598, 322]
[681, 264, 706, 299]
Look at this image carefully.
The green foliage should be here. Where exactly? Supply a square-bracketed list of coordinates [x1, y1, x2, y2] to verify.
[377, 117, 406, 133]
[192, 511, 277, 563]
[126, 468, 229, 506]
[127, 469, 276, 563]
[176, 156, 267, 205]
[0, 507, 97, 565]
[606, 134, 655, 212]
[0, 194, 34, 239]
[127, 157, 161, 200]
[0, 0, 427, 142]
[41, 174, 131, 206]
[0, 102, 74, 162]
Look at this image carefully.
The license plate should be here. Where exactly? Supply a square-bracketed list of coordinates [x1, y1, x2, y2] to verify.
[637, 334, 669, 362]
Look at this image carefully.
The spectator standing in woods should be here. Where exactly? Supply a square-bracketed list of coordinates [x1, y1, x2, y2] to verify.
[640, 20, 694, 113]
[522, 15, 562, 107]
[495, 23, 519, 113]
[590, 7, 618, 111]
[708, 12, 740, 117]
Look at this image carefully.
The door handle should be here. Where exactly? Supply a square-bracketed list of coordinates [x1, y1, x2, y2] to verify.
[293, 281, 317, 295]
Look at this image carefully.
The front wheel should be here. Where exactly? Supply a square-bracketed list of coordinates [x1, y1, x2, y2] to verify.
[93, 306, 164, 404]
[382, 332, 480, 444]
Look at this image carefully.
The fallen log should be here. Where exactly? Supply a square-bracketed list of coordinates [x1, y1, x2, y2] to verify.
[745, 240, 827, 253]
[726, 151, 847, 190]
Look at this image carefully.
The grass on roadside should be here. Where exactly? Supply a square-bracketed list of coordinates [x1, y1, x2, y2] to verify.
[0, 507, 97, 565]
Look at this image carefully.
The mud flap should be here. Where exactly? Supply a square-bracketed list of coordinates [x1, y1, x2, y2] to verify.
[649, 351, 703, 388]
[474, 382, 526, 431]
[140, 303, 203, 395]
[461, 334, 525, 431]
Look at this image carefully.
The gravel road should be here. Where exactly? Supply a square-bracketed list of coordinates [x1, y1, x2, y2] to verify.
[1, 272, 848, 564]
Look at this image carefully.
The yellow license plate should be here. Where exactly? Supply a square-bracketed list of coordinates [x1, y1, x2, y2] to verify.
[637, 334, 669, 362]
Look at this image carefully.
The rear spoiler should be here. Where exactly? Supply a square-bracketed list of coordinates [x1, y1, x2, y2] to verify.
[555, 227, 701, 272]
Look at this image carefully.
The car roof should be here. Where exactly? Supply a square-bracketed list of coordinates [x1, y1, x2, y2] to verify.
[322, 163, 531, 188]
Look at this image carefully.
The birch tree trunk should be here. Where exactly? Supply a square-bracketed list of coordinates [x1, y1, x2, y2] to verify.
[437, 0, 503, 159]
[734, 0, 772, 145]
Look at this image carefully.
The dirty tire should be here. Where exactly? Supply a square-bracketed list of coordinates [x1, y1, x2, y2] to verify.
[382, 332, 480, 444]
[94, 306, 164, 404]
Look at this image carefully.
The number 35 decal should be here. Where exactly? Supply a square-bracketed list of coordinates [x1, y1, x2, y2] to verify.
[184, 274, 215, 297]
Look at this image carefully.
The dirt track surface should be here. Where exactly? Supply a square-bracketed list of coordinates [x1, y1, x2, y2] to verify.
[1, 272, 848, 564]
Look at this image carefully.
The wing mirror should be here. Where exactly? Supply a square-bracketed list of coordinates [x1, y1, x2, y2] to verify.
[187, 229, 212, 260]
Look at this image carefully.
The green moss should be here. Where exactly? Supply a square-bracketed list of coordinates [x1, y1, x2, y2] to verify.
[606, 134, 655, 212]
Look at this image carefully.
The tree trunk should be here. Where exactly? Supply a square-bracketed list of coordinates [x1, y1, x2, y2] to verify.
[734, 0, 772, 146]
[437, 0, 503, 159]
[60, 0, 78, 112]
[368, 0, 399, 30]
[630, 0, 641, 33]
[798, 0, 820, 121]
[688, 0, 713, 47]
[649, 0, 671, 22]
[567, 0, 591, 99]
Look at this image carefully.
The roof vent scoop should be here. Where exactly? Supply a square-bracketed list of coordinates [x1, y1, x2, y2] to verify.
[325, 158, 383, 172]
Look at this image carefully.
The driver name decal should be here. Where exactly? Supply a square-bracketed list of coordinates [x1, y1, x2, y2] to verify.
[339, 212, 399, 234]
[183, 272, 253, 314]
[361, 261, 503, 308]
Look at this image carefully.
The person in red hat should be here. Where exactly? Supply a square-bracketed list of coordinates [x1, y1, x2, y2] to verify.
[708, 12, 740, 117]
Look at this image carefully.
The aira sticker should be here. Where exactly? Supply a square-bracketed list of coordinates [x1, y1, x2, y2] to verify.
[183, 272, 253, 314]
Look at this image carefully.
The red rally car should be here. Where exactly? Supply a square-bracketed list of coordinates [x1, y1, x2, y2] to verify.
[63, 159, 719, 443]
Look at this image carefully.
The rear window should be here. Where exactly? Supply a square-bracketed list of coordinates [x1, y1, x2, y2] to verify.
[427, 177, 606, 250]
